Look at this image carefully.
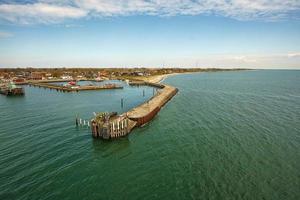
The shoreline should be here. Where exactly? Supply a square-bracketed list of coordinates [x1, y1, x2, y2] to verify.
[137, 71, 198, 84]
[150, 69, 254, 83]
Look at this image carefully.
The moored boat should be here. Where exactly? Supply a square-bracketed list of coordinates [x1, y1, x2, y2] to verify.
[0, 82, 24, 96]
[68, 81, 77, 86]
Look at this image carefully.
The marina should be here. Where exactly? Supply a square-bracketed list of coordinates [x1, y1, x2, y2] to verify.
[1, 74, 178, 139]
[1, 75, 177, 140]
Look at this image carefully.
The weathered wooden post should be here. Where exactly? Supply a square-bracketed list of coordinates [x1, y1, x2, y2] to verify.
[75, 115, 79, 126]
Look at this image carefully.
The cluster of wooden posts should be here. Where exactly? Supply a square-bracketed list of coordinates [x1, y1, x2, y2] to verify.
[76, 117, 90, 127]
[91, 116, 131, 139]
[109, 118, 130, 138]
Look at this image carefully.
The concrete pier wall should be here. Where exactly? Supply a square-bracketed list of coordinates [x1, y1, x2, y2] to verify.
[127, 83, 178, 127]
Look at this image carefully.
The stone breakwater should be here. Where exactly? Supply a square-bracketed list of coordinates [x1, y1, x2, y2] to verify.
[127, 83, 178, 127]
[91, 81, 178, 139]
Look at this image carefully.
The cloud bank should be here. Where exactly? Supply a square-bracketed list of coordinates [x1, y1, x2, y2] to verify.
[0, 31, 13, 38]
[1, 53, 300, 68]
[0, 0, 299, 24]
[0, 2, 87, 24]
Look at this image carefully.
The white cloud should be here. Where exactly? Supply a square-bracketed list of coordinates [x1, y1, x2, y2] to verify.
[202, 53, 300, 68]
[159, 53, 300, 68]
[287, 52, 300, 58]
[0, 3, 87, 24]
[1, 52, 299, 68]
[230, 56, 257, 63]
[64, 24, 84, 28]
[74, 0, 300, 19]
[0, 0, 299, 24]
[0, 31, 13, 38]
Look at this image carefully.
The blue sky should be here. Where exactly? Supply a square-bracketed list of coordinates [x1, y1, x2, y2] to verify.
[0, 0, 300, 68]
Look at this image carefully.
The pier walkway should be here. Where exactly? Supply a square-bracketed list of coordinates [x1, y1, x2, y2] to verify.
[126, 83, 178, 126]
[29, 82, 123, 92]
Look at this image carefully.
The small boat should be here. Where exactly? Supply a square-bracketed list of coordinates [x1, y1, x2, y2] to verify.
[68, 81, 77, 86]
[0, 82, 24, 96]
[95, 77, 104, 82]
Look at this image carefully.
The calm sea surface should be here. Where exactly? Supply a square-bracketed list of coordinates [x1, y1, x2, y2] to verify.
[0, 70, 299, 200]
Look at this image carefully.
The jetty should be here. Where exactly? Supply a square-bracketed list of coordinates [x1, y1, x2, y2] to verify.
[126, 83, 177, 126]
[29, 82, 123, 92]
[91, 81, 178, 139]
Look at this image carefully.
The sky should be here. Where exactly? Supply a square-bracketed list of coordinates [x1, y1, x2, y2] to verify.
[0, 0, 300, 69]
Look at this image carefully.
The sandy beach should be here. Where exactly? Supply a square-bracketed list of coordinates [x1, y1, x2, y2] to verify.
[140, 72, 197, 83]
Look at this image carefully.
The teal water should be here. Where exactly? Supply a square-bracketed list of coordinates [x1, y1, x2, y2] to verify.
[0, 70, 299, 200]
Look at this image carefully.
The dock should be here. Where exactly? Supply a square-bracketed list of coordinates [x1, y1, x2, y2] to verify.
[14, 79, 92, 85]
[29, 82, 123, 92]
